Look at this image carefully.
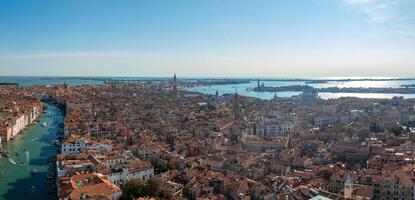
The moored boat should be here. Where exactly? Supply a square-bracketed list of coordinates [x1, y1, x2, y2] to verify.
[52, 140, 60, 146]
[47, 172, 54, 179]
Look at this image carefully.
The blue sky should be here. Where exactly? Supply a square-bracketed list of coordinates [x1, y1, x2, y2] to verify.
[0, 0, 414, 77]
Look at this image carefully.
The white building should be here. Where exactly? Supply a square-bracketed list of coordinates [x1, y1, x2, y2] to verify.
[11, 106, 41, 137]
[313, 113, 351, 128]
[61, 138, 113, 154]
[61, 138, 87, 154]
[86, 142, 113, 154]
[248, 116, 295, 137]
[102, 162, 154, 186]
[12, 115, 26, 137]
[313, 115, 338, 128]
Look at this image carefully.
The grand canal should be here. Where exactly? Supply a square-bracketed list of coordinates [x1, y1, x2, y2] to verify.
[0, 103, 63, 200]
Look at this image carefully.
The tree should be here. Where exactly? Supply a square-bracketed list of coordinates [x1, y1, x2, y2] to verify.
[121, 179, 151, 200]
[154, 162, 168, 174]
[147, 177, 162, 196]
[121, 178, 163, 200]
[391, 124, 404, 136]
[151, 159, 168, 174]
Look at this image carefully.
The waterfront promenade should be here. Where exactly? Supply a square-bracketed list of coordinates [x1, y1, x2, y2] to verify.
[0, 103, 63, 200]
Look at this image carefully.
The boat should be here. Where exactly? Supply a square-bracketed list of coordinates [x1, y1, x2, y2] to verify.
[32, 169, 38, 176]
[52, 140, 60, 146]
[47, 172, 54, 179]
[8, 158, 16, 164]
[41, 122, 48, 127]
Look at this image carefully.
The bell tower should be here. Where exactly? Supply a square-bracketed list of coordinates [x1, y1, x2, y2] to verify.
[344, 173, 353, 199]
[172, 73, 178, 95]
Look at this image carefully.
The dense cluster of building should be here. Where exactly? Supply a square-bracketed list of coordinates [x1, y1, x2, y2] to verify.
[2, 78, 415, 200]
[0, 86, 42, 142]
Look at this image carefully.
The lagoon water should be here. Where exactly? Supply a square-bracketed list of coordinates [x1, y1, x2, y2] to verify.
[187, 80, 415, 100]
[0, 76, 103, 86]
[0, 103, 64, 200]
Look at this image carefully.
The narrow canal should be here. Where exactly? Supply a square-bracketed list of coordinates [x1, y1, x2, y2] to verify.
[0, 103, 63, 200]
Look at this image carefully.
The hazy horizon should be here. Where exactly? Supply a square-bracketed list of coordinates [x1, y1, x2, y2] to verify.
[1, 0, 414, 77]
[2, 75, 415, 80]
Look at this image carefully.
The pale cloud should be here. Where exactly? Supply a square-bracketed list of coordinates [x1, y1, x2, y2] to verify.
[342, 0, 393, 23]
[363, 6, 388, 22]
[342, 0, 415, 38]
[394, 30, 415, 37]
[344, 0, 373, 4]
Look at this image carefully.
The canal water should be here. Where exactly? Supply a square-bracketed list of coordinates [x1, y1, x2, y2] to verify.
[0, 103, 63, 200]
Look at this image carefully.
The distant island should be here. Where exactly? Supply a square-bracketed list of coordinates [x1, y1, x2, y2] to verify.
[401, 84, 415, 88]
[305, 80, 328, 84]
[0, 82, 18, 86]
[254, 84, 415, 94]
[194, 79, 251, 85]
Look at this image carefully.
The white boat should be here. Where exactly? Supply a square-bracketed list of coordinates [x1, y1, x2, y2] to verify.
[41, 122, 48, 127]
[52, 140, 60, 146]
[8, 158, 16, 165]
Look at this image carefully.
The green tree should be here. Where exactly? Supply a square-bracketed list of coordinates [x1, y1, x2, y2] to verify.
[121, 179, 151, 200]
[151, 159, 168, 174]
[121, 178, 163, 200]
[391, 124, 404, 136]
[147, 177, 162, 196]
